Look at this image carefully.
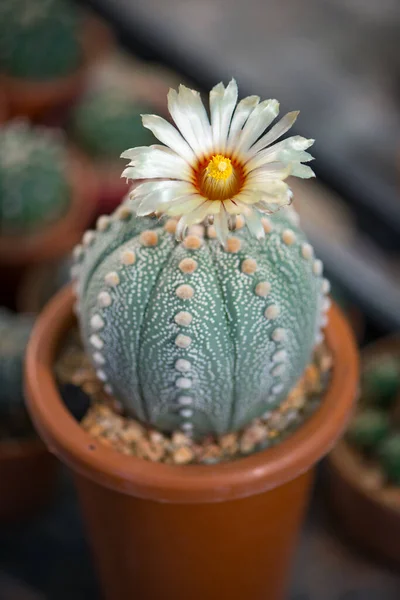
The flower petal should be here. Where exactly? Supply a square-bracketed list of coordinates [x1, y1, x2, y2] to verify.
[223, 199, 244, 214]
[245, 136, 314, 172]
[226, 95, 260, 152]
[290, 164, 315, 178]
[132, 179, 192, 198]
[135, 183, 194, 215]
[214, 209, 229, 245]
[181, 200, 219, 226]
[233, 99, 280, 157]
[209, 79, 238, 153]
[242, 178, 290, 197]
[141, 114, 196, 163]
[168, 86, 212, 158]
[122, 147, 191, 180]
[165, 194, 204, 216]
[245, 209, 265, 240]
[245, 163, 292, 183]
[246, 111, 299, 157]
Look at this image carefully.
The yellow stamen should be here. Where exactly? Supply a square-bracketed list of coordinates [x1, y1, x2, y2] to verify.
[205, 155, 233, 182]
[198, 154, 241, 201]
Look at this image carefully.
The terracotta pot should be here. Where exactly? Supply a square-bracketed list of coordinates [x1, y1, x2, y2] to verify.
[327, 334, 400, 567]
[1, 15, 113, 121]
[25, 286, 358, 600]
[0, 437, 57, 522]
[0, 149, 98, 267]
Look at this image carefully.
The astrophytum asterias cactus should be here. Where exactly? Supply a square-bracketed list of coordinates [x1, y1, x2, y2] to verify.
[73, 80, 330, 438]
[73, 201, 329, 438]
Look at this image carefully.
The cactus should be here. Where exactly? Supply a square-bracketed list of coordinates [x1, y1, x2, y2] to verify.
[0, 0, 81, 80]
[69, 88, 155, 160]
[72, 203, 328, 438]
[363, 357, 400, 409]
[0, 308, 34, 421]
[378, 433, 400, 485]
[347, 409, 390, 451]
[0, 121, 71, 235]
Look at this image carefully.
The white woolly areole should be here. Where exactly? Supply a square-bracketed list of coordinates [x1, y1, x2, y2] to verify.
[301, 243, 313, 260]
[97, 291, 112, 307]
[176, 377, 192, 389]
[104, 271, 120, 287]
[175, 358, 191, 372]
[90, 314, 104, 331]
[175, 334, 192, 348]
[174, 311, 193, 327]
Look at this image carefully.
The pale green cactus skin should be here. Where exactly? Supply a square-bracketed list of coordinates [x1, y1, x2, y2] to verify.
[73, 200, 329, 438]
[0, 0, 81, 80]
[0, 122, 70, 235]
[0, 308, 34, 418]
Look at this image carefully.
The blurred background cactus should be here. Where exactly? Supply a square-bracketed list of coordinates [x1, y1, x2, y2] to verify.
[0, 0, 82, 80]
[73, 204, 328, 438]
[69, 86, 155, 159]
[0, 121, 70, 235]
[347, 355, 400, 485]
[0, 308, 34, 438]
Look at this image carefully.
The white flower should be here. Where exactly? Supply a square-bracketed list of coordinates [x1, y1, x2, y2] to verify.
[121, 79, 314, 244]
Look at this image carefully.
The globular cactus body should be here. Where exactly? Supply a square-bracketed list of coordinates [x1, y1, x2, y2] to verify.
[0, 309, 34, 418]
[69, 89, 155, 160]
[0, 122, 70, 235]
[74, 200, 328, 438]
[0, 0, 81, 80]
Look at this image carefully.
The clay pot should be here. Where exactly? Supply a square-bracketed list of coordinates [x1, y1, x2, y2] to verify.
[0, 437, 57, 522]
[1, 15, 114, 122]
[327, 335, 400, 567]
[0, 149, 98, 268]
[25, 286, 358, 600]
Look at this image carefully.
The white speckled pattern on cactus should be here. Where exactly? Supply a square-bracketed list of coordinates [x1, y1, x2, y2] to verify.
[74, 203, 327, 437]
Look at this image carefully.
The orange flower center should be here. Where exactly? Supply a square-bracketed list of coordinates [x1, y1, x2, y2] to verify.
[193, 154, 244, 201]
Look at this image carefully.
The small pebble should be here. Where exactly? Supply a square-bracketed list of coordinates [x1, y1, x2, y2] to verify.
[173, 446, 194, 465]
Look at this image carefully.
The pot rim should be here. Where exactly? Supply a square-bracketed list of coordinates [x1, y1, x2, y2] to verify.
[0, 148, 98, 266]
[329, 440, 400, 520]
[328, 333, 400, 519]
[25, 284, 358, 503]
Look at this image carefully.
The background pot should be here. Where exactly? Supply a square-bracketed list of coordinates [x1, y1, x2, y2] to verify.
[25, 285, 358, 600]
[327, 335, 400, 567]
[1, 15, 114, 121]
[0, 149, 97, 309]
[0, 437, 57, 522]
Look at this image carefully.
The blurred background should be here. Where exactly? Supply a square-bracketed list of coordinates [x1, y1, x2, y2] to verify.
[0, 0, 399, 598]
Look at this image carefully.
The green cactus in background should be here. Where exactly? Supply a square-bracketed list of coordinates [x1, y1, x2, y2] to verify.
[0, 308, 34, 421]
[348, 353, 400, 485]
[379, 433, 400, 485]
[72, 202, 328, 438]
[69, 87, 156, 160]
[0, 121, 71, 235]
[0, 0, 81, 80]
[347, 409, 390, 451]
[363, 358, 400, 409]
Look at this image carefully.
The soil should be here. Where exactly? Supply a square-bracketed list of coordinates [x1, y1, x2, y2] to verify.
[55, 329, 332, 465]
